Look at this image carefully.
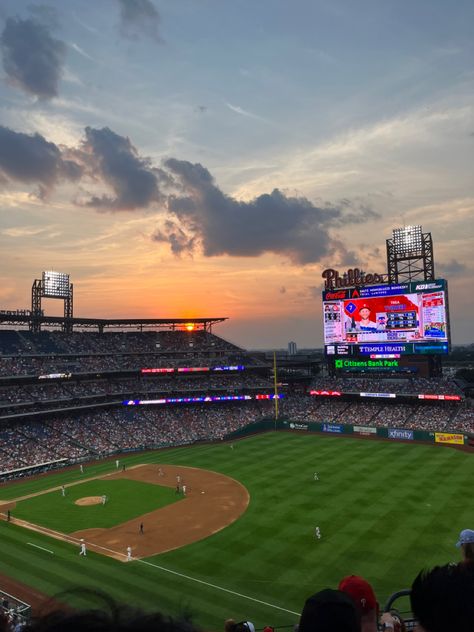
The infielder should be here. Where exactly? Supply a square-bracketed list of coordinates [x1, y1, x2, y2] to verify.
[126, 546, 132, 562]
[79, 539, 87, 556]
[182, 484, 186, 496]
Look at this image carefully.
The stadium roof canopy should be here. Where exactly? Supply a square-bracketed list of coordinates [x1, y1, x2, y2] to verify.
[0, 312, 227, 333]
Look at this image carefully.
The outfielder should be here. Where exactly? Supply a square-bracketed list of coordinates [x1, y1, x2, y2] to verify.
[315, 526, 321, 540]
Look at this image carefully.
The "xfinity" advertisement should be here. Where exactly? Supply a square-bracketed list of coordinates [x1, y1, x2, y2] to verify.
[388, 428, 414, 440]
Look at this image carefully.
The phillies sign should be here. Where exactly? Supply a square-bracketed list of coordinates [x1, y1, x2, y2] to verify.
[322, 268, 385, 290]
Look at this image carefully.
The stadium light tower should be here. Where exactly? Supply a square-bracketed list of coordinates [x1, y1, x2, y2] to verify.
[386, 225, 435, 283]
[31, 271, 73, 333]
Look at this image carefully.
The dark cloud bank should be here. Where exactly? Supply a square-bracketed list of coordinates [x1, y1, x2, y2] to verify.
[0, 126, 82, 197]
[0, 124, 378, 264]
[0, 16, 66, 98]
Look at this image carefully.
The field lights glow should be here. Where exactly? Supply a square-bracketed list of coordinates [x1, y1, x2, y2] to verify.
[42, 271, 70, 298]
[392, 225, 423, 256]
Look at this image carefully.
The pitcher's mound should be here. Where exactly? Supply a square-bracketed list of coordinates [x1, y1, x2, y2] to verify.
[75, 496, 103, 506]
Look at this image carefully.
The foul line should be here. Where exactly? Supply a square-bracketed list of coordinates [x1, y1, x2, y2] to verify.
[27, 542, 54, 554]
[60, 536, 299, 616]
[21, 531, 299, 616]
[137, 557, 300, 616]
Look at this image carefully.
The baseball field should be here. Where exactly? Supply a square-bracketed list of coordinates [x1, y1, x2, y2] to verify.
[0, 431, 473, 630]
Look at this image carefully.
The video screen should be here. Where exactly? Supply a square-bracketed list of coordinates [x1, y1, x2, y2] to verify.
[323, 280, 448, 347]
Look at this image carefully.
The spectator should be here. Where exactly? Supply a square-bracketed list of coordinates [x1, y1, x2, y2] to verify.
[299, 589, 360, 632]
[338, 575, 378, 632]
[410, 562, 474, 632]
[456, 528, 474, 564]
[21, 593, 198, 632]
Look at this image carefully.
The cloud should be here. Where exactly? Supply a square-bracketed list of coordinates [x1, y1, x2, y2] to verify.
[162, 158, 375, 264]
[78, 126, 166, 210]
[151, 219, 196, 255]
[69, 42, 94, 61]
[0, 125, 82, 196]
[437, 259, 468, 277]
[2, 226, 50, 238]
[226, 102, 271, 124]
[117, 0, 161, 41]
[0, 17, 66, 98]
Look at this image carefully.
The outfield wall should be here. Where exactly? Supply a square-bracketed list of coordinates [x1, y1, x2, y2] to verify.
[227, 419, 471, 447]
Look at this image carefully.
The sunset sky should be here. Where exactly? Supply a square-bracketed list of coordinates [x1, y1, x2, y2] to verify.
[0, 0, 473, 348]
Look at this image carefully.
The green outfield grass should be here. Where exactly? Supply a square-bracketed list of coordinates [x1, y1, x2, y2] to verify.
[0, 431, 473, 631]
[12, 479, 181, 532]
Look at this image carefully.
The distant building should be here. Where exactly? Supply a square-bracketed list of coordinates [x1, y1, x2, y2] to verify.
[288, 341, 297, 355]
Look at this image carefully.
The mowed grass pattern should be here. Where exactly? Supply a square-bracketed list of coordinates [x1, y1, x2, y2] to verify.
[13, 479, 181, 532]
[0, 432, 473, 630]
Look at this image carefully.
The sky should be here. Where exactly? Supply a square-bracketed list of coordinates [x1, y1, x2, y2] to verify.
[0, 0, 473, 349]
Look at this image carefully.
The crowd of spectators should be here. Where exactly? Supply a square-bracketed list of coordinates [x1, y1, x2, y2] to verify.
[0, 329, 472, 478]
[0, 401, 275, 475]
[0, 329, 265, 377]
[310, 376, 463, 396]
[280, 395, 473, 433]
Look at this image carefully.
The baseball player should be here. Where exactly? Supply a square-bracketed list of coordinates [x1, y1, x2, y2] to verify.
[126, 546, 132, 562]
[61, 485, 66, 497]
[79, 539, 87, 556]
[80, 464, 84, 474]
[315, 526, 321, 540]
[116, 460, 120, 469]
[102, 495, 107, 505]
[176, 474, 181, 484]
[139, 522, 144, 535]
[182, 484, 186, 496]
[158, 467, 164, 476]
[314, 472, 319, 481]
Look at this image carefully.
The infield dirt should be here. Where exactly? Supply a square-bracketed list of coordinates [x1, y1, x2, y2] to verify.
[2, 464, 249, 562]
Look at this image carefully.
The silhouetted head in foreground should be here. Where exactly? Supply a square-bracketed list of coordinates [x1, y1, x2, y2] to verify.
[410, 562, 474, 632]
[23, 592, 199, 632]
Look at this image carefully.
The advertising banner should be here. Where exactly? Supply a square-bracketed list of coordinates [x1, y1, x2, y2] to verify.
[434, 432, 464, 445]
[289, 422, 308, 431]
[388, 428, 414, 440]
[353, 425, 377, 435]
[322, 423, 343, 433]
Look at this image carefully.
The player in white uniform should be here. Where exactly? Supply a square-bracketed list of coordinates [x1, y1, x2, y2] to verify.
[116, 460, 120, 469]
[315, 526, 321, 539]
[126, 546, 132, 561]
[79, 539, 87, 555]
[102, 495, 107, 505]
[314, 472, 319, 481]
[182, 484, 186, 496]
[61, 485, 66, 496]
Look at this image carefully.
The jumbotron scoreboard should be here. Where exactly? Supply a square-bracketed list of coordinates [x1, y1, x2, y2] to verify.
[323, 279, 449, 357]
